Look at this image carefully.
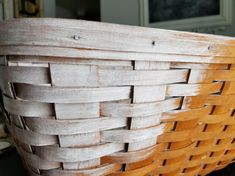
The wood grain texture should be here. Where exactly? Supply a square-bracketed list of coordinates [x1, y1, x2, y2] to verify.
[2, 45, 235, 63]
[15, 83, 131, 103]
[1, 18, 235, 176]
[0, 18, 235, 57]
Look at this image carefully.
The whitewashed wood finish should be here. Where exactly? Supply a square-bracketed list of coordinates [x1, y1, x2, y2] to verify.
[127, 138, 159, 153]
[15, 84, 131, 103]
[1, 19, 235, 176]
[171, 62, 229, 70]
[166, 82, 223, 96]
[161, 106, 212, 122]
[1, 18, 234, 42]
[3, 96, 53, 117]
[134, 82, 222, 102]
[102, 124, 165, 143]
[8, 123, 57, 146]
[101, 98, 181, 117]
[99, 69, 187, 86]
[2, 45, 235, 64]
[135, 61, 170, 70]
[0, 65, 49, 84]
[130, 114, 161, 129]
[1, 59, 41, 174]
[50, 64, 188, 87]
[126, 61, 168, 156]
[3, 64, 233, 87]
[7, 55, 133, 68]
[24, 117, 128, 135]
[0, 64, 188, 87]
[17, 145, 60, 170]
[1, 19, 235, 58]
[133, 85, 166, 103]
[62, 159, 101, 170]
[59, 132, 101, 147]
[14, 124, 166, 165]
[40, 164, 121, 176]
[55, 103, 99, 119]
[35, 143, 125, 162]
[50, 64, 99, 87]
[52, 60, 136, 169]
[105, 145, 158, 163]
[4, 95, 100, 119]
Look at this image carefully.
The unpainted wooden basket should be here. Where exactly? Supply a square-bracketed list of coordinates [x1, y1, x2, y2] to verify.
[0, 18, 235, 176]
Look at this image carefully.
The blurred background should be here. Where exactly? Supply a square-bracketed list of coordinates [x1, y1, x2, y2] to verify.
[0, 0, 234, 36]
[0, 0, 235, 176]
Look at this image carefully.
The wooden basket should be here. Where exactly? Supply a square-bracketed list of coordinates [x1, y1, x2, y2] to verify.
[0, 18, 235, 176]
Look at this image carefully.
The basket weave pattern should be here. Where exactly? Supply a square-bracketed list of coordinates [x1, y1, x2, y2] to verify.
[1, 19, 235, 176]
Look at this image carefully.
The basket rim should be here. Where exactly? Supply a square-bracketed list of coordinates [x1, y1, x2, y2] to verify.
[0, 18, 235, 63]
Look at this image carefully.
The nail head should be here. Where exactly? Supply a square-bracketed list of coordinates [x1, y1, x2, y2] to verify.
[73, 35, 80, 40]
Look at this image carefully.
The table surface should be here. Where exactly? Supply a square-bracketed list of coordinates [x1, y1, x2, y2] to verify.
[0, 148, 234, 176]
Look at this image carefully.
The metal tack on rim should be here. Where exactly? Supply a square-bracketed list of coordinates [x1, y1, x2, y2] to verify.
[73, 35, 80, 40]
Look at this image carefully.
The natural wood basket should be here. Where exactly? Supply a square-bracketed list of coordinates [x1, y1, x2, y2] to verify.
[0, 18, 235, 176]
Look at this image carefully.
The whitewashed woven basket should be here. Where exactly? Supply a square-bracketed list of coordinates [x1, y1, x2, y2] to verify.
[0, 18, 235, 176]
